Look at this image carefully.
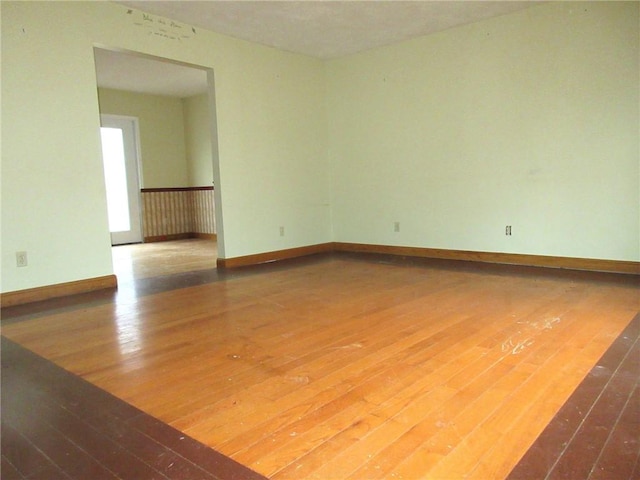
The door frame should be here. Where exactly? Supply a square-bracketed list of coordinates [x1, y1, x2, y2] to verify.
[100, 114, 144, 245]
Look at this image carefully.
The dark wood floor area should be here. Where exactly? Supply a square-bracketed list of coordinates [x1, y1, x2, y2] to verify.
[1, 336, 266, 480]
[508, 312, 640, 480]
[2, 251, 639, 479]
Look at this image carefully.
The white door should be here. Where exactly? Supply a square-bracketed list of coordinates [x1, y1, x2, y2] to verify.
[100, 115, 143, 245]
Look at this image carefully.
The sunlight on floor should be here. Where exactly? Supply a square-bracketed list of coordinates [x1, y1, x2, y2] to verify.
[112, 239, 218, 281]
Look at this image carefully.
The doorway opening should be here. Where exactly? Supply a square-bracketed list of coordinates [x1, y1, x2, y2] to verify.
[93, 47, 222, 281]
[100, 114, 143, 245]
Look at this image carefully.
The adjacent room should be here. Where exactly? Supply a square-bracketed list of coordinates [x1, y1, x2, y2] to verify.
[94, 47, 218, 280]
[2, 1, 638, 479]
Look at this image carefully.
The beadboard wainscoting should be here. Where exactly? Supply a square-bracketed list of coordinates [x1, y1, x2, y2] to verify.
[141, 187, 216, 242]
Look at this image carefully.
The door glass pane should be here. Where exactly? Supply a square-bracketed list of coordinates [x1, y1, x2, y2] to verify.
[100, 127, 131, 233]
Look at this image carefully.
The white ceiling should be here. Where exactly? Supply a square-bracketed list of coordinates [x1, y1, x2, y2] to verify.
[96, 1, 539, 98]
[95, 48, 209, 97]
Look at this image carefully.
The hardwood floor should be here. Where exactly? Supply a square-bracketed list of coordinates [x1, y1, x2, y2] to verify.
[112, 239, 218, 280]
[507, 312, 640, 479]
[2, 248, 639, 479]
[1, 336, 267, 480]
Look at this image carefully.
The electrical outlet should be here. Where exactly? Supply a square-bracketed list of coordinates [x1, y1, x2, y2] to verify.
[394, 221, 400, 233]
[505, 225, 512, 236]
[16, 251, 28, 267]
[279, 226, 285, 237]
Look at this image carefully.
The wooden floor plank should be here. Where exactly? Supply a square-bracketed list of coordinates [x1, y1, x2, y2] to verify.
[588, 383, 640, 480]
[2, 249, 638, 480]
[1, 336, 268, 480]
[507, 324, 635, 479]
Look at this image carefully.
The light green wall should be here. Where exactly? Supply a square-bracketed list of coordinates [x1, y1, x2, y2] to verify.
[1, 1, 638, 294]
[97, 88, 189, 188]
[1, 1, 329, 293]
[183, 93, 214, 187]
[327, 1, 639, 261]
[2, 1, 114, 293]
[98, 88, 215, 188]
